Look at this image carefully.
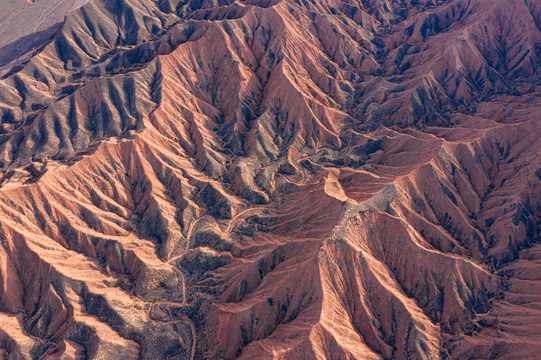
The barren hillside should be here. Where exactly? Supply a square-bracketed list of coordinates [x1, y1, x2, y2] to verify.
[0, 0, 540, 358]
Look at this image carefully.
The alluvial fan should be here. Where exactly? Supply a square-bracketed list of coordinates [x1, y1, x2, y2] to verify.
[0, 0, 540, 358]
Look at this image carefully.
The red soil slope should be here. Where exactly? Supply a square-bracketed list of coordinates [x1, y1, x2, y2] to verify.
[0, 0, 540, 358]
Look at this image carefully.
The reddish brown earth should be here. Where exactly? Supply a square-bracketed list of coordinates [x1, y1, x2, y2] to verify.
[0, 0, 540, 358]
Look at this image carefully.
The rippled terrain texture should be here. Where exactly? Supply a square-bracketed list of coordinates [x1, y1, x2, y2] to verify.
[0, 0, 540, 358]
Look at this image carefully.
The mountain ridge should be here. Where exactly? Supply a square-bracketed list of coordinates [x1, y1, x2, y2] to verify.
[0, 0, 540, 358]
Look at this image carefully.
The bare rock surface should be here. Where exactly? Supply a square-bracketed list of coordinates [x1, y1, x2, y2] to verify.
[0, 0, 540, 358]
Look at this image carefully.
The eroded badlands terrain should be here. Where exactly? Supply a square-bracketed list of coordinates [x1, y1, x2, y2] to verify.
[0, 0, 540, 358]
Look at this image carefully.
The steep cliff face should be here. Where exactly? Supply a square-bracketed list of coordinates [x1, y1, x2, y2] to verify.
[0, 0, 540, 358]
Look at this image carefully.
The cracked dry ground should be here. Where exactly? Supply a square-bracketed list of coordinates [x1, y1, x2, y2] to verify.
[0, 0, 540, 358]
